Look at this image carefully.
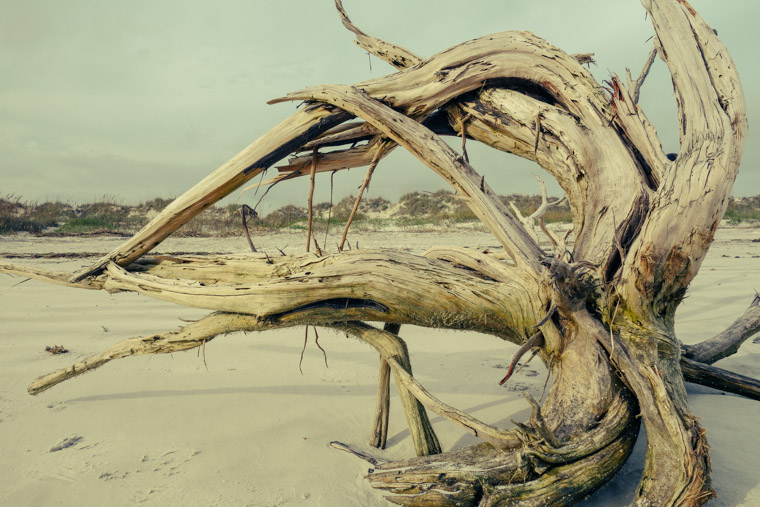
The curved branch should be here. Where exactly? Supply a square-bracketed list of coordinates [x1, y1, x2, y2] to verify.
[367, 392, 638, 506]
[337, 321, 638, 466]
[622, 0, 748, 317]
[335, 321, 523, 451]
[334, 0, 422, 70]
[683, 293, 760, 364]
[594, 309, 714, 504]
[0, 251, 544, 342]
[292, 25, 654, 270]
[646, 0, 746, 150]
[271, 84, 545, 271]
[342, 321, 441, 456]
[480, 420, 638, 507]
[71, 25, 656, 281]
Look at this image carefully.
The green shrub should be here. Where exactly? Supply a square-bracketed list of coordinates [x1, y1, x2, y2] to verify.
[263, 205, 307, 228]
[2, 192, 757, 236]
[724, 196, 760, 223]
[55, 216, 116, 234]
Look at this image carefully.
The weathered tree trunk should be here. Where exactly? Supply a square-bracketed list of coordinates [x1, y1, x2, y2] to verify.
[2, 0, 755, 505]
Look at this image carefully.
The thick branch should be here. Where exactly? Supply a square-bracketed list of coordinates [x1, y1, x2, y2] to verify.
[339, 322, 637, 464]
[622, 0, 748, 317]
[2, 252, 545, 343]
[594, 310, 714, 505]
[681, 357, 760, 401]
[367, 396, 638, 506]
[481, 418, 638, 507]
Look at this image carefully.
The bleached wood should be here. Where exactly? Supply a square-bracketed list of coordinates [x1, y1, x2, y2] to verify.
[28, 312, 258, 395]
[335, 322, 523, 451]
[272, 84, 545, 271]
[621, 0, 748, 318]
[369, 356, 391, 449]
[334, 0, 422, 70]
[2, 0, 753, 504]
[104, 252, 545, 342]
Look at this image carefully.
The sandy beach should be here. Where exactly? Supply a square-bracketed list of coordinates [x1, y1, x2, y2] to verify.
[1, 226, 759, 506]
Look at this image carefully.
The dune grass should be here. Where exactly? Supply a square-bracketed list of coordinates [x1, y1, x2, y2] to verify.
[1, 192, 756, 236]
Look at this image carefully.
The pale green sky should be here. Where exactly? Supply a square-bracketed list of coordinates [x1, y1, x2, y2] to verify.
[1, 0, 757, 215]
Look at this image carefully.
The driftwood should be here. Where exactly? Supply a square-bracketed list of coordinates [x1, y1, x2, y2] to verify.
[1, 0, 756, 505]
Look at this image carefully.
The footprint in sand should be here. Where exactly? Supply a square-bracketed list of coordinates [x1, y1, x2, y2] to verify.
[137, 449, 202, 477]
[46, 401, 69, 412]
[501, 381, 530, 392]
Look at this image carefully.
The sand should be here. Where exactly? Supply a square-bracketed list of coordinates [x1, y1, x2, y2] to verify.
[1, 226, 759, 506]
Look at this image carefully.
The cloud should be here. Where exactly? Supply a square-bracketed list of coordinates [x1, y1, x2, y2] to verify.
[1, 0, 758, 207]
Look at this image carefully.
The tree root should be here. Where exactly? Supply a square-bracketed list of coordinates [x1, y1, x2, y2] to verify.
[366, 399, 639, 506]
[370, 323, 401, 449]
[370, 356, 391, 449]
[27, 312, 258, 395]
[681, 357, 760, 401]
[342, 321, 441, 456]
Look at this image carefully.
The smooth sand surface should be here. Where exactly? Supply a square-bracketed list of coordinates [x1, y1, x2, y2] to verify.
[1, 226, 759, 506]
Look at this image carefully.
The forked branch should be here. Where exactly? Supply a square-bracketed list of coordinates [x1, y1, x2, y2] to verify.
[271, 85, 545, 271]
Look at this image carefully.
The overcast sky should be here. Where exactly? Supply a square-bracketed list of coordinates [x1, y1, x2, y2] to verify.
[2, 0, 758, 216]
